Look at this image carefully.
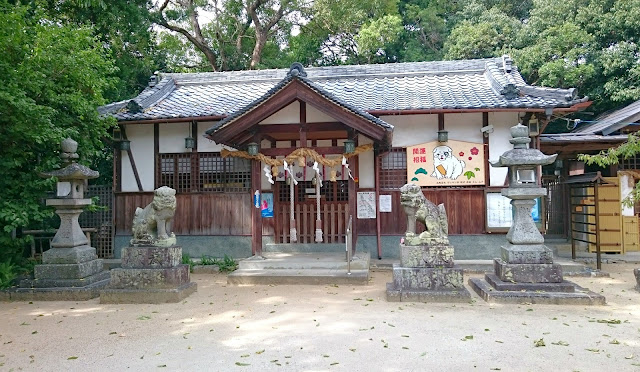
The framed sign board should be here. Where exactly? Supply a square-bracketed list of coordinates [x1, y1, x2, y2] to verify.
[406, 140, 485, 187]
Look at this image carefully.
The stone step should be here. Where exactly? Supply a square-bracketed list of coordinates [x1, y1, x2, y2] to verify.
[238, 252, 369, 270]
[264, 243, 346, 253]
[229, 252, 370, 285]
[227, 268, 369, 285]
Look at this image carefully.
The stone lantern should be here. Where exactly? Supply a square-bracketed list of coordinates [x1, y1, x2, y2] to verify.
[491, 123, 556, 252]
[16, 138, 110, 300]
[468, 124, 605, 305]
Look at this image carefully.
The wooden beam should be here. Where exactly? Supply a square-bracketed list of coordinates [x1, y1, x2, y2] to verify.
[375, 152, 382, 259]
[121, 125, 143, 191]
[154, 124, 159, 188]
[300, 100, 307, 147]
[482, 112, 490, 186]
[258, 122, 345, 134]
[438, 113, 445, 131]
[261, 146, 345, 156]
[251, 135, 263, 256]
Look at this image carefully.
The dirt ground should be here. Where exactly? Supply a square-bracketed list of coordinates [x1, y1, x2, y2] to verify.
[1, 263, 639, 372]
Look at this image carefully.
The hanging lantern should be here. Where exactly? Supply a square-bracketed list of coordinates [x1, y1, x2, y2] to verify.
[184, 137, 195, 149]
[119, 139, 131, 151]
[247, 142, 259, 156]
[437, 130, 448, 143]
[344, 139, 355, 154]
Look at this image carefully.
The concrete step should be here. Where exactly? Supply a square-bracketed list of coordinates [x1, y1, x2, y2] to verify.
[228, 269, 369, 285]
[229, 252, 370, 285]
[264, 243, 346, 253]
[238, 252, 369, 270]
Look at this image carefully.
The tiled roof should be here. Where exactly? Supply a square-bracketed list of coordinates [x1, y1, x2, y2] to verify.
[539, 133, 629, 143]
[205, 63, 393, 137]
[101, 56, 590, 122]
[572, 99, 640, 135]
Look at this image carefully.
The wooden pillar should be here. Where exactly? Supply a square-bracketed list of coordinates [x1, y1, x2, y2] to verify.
[375, 149, 382, 259]
[348, 134, 359, 254]
[251, 139, 263, 256]
[482, 113, 490, 233]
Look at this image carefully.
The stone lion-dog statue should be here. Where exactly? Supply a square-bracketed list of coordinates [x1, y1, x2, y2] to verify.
[131, 186, 177, 247]
[399, 183, 449, 245]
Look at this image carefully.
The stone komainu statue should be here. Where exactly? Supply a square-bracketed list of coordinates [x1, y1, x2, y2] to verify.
[399, 183, 449, 245]
[131, 186, 177, 247]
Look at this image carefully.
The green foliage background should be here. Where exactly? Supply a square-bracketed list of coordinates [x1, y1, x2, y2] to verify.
[0, 1, 118, 272]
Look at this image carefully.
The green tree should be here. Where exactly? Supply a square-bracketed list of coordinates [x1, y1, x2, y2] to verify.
[580, 133, 640, 205]
[444, 1, 522, 59]
[153, 0, 306, 71]
[0, 2, 116, 266]
[41, 0, 164, 101]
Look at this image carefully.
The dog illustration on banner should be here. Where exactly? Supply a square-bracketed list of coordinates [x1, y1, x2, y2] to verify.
[431, 145, 466, 180]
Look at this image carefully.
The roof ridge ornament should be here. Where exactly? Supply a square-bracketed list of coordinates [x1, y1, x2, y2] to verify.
[502, 54, 513, 73]
[289, 62, 307, 77]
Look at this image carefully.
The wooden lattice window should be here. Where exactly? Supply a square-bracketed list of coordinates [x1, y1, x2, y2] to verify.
[379, 148, 407, 190]
[158, 152, 250, 193]
[620, 155, 640, 170]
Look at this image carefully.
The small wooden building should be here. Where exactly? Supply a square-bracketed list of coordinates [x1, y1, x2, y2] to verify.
[100, 56, 590, 259]
[541, 99, 640, 254]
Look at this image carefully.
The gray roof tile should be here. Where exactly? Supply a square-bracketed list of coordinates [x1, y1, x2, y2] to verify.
[573, 99, 640, 135]
[101, 56, 589, 122]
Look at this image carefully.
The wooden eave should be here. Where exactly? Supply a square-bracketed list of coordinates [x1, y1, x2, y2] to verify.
[205, 79, 390, 148]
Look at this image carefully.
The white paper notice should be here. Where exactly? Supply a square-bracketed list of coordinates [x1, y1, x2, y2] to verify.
[379, 195, 392, 212]
[357, 192, 376, 219]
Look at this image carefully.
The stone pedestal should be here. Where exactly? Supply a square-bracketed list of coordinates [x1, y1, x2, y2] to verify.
[469, 243, 606, 305]
[12, 199, 110, 301]
[100, 245, 197, 304]
[386, 244, 471, 303]
[634, 268, 640, 291]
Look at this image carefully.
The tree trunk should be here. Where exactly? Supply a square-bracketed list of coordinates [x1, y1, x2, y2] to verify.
[250, 31, 267, 69]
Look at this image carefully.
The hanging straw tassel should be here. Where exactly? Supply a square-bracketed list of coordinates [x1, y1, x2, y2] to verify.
[289, 169, 297, 242]
[313, 162, 323, 242]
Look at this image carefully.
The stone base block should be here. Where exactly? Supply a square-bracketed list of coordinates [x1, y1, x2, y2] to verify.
[399, 244, 454, 267]
[4, 274, 109, 301]
[42, 245, 98, 264]
[468, 277, 606, 305]
[386, 282, 471, 303]
[107, 264, 191, 290]
[391, 263, 464, 290]
[501, 244, 553, 264]
[100, 282, 197, 304]
[121, 246, 182, 269]
[485, 273, 575, 293]
[494, 259, 563, 283]
[33, 259, 104, 280]
[634, 268, 640, 291]
[21, 270, 110, 289]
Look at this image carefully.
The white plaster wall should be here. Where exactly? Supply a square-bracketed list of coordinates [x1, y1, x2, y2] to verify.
[121, 124, 155, 192]
[382, 114, 438, 147]
[307, 104, 334, 123]
[159, 123, 191, 153]
[446, 113, 484, 143]
[620, 173, 634, 217]
[259, 101, 299, 124]
[198, 121, 226, 152]
[488, 112, 519, 186]
[358, 135, 374, 188]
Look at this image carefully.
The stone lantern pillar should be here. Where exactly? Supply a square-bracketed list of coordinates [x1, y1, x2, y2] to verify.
[469, 124, 605, 305]
[16, 138, 110, 300]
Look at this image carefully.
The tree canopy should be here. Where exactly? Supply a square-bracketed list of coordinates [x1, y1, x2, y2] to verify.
[0, 1, 117, 265]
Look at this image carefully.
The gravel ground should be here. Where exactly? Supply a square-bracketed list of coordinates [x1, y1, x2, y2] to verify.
[0, 263, 639, 372]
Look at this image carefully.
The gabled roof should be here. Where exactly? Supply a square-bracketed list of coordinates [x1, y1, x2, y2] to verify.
[100, 56, 590, 123]
[573, 99, 640, 135]
[205, 63, 393, 145]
